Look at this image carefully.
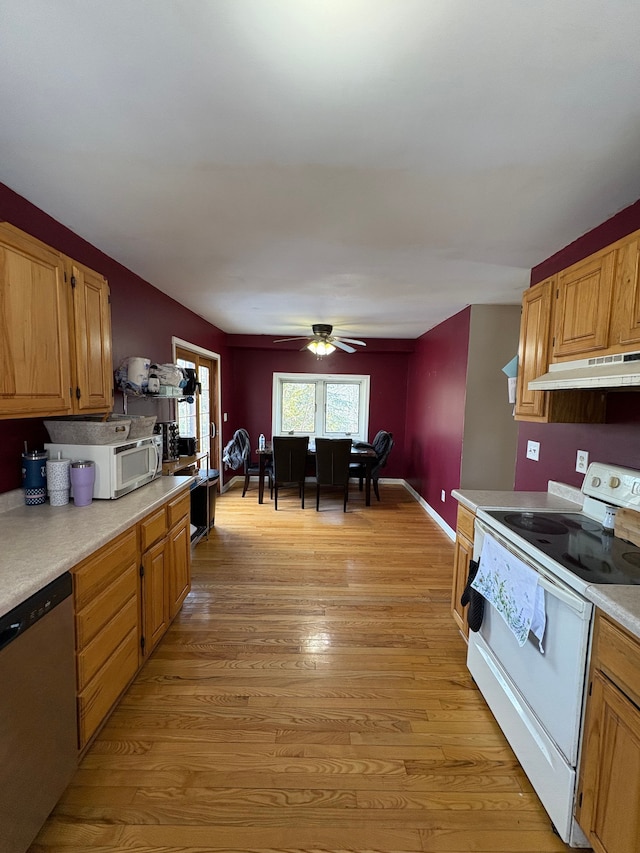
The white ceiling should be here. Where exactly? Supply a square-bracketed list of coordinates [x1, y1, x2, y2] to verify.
[2, 1, 640, 340]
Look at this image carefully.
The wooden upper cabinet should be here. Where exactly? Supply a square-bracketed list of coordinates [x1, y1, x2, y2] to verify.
[552, 248, 616, 359]
[69, 261, 113, 412]
[0, 222, 113, 419]
[514, 278, 553, 420]
[0, 222, 72, 417]
[610, 230, 640, 349]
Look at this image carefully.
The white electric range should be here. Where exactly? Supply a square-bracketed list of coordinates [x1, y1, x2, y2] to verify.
[467, 462, 640, 847]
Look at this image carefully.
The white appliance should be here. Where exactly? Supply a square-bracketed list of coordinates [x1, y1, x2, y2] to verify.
[467, 462, 640, 847]
[529, 349, 640, 390]
[45, 435, 161, 499]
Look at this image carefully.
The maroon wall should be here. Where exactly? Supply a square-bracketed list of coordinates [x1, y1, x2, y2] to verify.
[405, 308, 471, 529]
[228, 337, 412, 477]
[0, 183, 230, 493]
[515, 199, 640, 490]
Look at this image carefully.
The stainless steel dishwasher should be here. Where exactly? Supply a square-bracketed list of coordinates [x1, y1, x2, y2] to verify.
[0, 572, 78, 853]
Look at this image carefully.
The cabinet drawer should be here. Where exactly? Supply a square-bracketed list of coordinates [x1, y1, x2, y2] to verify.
[456, 503, 475, 543]
[167, 489, 191, 529]
[73, 528, 137, 608]
[75, 561, 138, 648]
[77, 626, 139, 748]
[594, 613, 640, 706]
[140, 506, 167, 551]
[77, 594, 138, 689]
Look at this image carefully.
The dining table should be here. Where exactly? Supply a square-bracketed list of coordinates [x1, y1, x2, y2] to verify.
[256, 441, 378, 506]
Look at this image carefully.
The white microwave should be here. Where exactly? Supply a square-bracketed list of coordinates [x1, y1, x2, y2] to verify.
[45, 435, 162, 499]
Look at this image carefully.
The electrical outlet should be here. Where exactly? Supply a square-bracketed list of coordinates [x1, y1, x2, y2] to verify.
[526, 440, 540, 461]
[223, 412, 228, 422]
[576, 450, 589, 473]
[441, 490, 446, 502]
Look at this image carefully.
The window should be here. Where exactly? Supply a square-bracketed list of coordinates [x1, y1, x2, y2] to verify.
[273, 373, 369, 440]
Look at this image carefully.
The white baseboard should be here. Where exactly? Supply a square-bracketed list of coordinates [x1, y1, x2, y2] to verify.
[399, 480, 456, 541]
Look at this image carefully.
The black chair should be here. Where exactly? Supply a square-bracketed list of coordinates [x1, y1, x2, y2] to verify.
[350, 430, 394, 501]
[272, 436, 309, 509]
[222, 428, 271, 497]
[314, 438, 352, 512]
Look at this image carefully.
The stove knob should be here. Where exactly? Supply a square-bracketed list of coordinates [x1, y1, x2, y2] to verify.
[591, 476, 601, 487]
[633, 481, 640, 496]
[609, 476, 621, 489]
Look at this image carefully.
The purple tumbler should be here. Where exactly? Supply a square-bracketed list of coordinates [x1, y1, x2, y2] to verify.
[70, 460, 95, 506]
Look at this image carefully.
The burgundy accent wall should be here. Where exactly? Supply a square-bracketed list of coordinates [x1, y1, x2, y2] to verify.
[405, 308, 471, 530]
[516, 198, 640, 491]
[0, 183, 230, 493]
[228, 340, 411, 478]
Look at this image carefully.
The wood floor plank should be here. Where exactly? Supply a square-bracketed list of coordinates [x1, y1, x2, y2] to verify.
[29, 484, 572, 853]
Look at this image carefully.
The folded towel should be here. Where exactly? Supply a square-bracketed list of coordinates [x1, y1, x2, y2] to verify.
[472, 534, 546, 652]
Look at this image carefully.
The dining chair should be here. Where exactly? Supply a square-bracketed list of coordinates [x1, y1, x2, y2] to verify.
[314, 438, 352, 512]
[272, 435, 309, 509]
[222, 428, 272, 497]
[350, 430, 394, 501]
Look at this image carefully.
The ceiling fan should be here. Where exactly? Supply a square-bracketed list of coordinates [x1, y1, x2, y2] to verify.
[274, 323, 366, 356]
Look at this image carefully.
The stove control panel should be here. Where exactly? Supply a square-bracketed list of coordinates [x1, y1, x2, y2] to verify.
[583, 462, 640, 509]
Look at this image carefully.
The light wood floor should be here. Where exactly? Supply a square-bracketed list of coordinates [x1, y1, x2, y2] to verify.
[31, 483, 573, 853]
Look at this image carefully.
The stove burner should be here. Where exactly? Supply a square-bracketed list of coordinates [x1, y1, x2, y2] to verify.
[623, 552, 640, 568]
[503, 513, 569, 536]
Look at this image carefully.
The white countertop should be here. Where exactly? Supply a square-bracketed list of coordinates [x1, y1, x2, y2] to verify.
[451, 486, 584, 514]
[0, 476, 192, 619]
[452, 485, 640, 640]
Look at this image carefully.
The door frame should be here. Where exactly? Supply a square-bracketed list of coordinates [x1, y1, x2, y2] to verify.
[171, 337, 221, 477]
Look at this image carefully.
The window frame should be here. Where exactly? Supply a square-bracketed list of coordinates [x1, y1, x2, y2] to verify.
[272, 372, 370, 440]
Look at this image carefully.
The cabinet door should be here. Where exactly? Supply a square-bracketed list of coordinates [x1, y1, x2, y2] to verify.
[142, 538, 169, 656]
[168, 515, 191, 619]
[514, 279, 553, 421]
[452, 533, 472, 639]
[578, 671, 640, 853]
[611, 232, 640, 349]
[553, 250, 615, 358]
[0, 222, 72, 417]
[69, 261, 113, 412]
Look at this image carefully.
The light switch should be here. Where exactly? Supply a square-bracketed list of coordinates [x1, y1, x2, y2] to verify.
[526, 440, 540, 461]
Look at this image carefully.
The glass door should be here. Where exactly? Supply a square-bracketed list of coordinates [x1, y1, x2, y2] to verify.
[175, 346, 220, 477]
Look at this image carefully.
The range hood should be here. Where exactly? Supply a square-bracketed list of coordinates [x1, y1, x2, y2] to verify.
[529, 351, 640, 391]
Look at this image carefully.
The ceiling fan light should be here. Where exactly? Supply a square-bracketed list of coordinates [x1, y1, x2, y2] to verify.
[307, 340, 336, 356]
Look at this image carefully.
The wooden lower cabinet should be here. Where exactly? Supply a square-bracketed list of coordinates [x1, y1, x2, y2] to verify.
[72, 528, 139, 749]
[576, 612, 640, 853]
[167, 490, 191, 618]
[141, 536, 170, 656]
[140, 487, 192, 657]
[72, 487, 192, 749]
[451, 503, 475, 639]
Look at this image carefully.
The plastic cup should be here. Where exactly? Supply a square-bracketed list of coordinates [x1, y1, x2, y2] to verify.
[46, 457, 71, 506]
[70, 460, 96, 507]
[22, 450, 48, 505]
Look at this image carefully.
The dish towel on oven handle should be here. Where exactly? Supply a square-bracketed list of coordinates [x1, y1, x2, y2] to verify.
[471, 534, 546, 652]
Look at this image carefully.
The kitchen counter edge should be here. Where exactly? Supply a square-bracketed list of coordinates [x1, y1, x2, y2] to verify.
[0, 476, 193, 619]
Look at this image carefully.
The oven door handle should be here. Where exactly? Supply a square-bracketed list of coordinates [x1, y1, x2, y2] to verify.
[474, 520, 590, 617]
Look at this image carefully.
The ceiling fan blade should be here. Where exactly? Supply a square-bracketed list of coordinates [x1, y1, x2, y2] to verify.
[274, 336, 311, 343]
[336, 337, 366, 347]
[332, 340, 356, 353]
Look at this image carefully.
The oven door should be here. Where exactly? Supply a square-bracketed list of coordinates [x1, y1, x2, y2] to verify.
[468, 520, 593, 846]
[472, 520, 592, 764]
